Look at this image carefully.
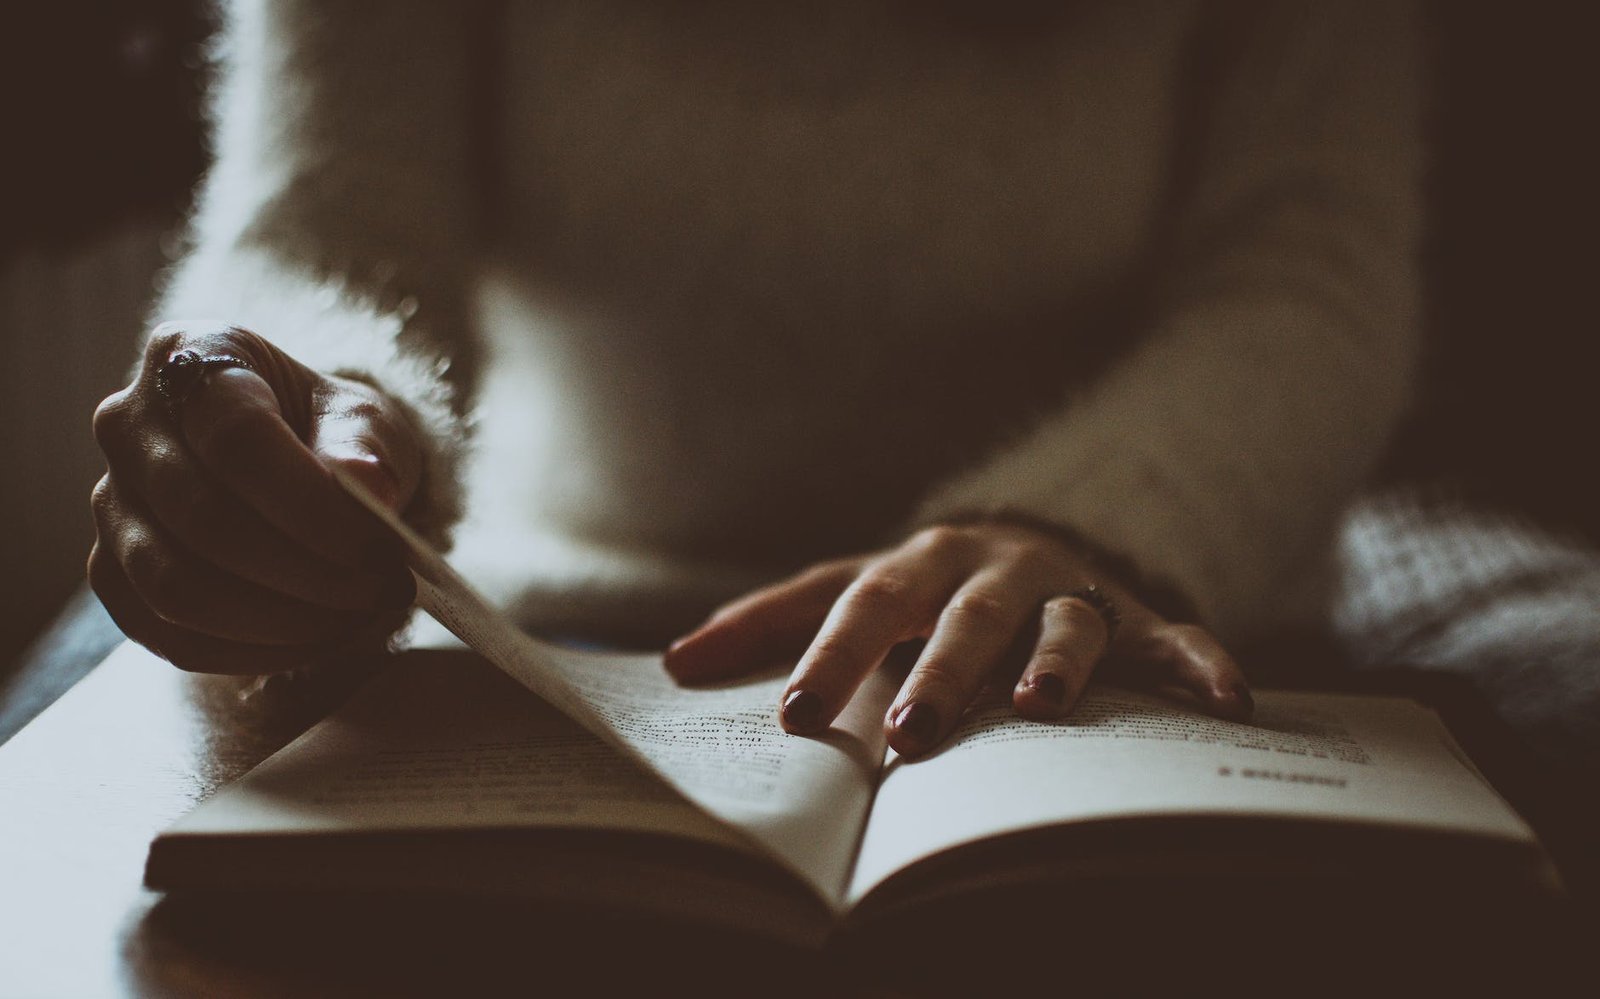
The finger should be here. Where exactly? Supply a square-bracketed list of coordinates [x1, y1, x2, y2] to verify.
[92, 475, 392, 646]
[98, 350, 414, 609]
[1129, 622, 1253, 722]
[178, 366, 405, 572]
[1011, 592, 1115, 722]
[664, 561, 859, 684]
[308, 376, 423, 512]
[88, 541, 395, 675]
[109, 435, 414, 611]
[780, 553, 967, 735]
[141, 320, 321, 435]
[887, 571, 1034, 758]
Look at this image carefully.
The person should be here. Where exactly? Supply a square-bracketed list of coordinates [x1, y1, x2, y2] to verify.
[88, 0, 1421, 760]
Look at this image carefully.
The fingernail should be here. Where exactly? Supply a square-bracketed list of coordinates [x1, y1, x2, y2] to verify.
[380, 571, 417, 609]
[1026, 673, 1066, 705]
[662, 635, 696, 679]
[1230, 683, 1255, 715]
[667, 632, 696, 656]
[891, 702, 940, 751]
[781, 689, 824, 732]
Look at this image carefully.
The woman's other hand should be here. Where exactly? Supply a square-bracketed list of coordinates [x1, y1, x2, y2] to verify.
[88, 321, 422, 674]
[665, 521, 1252, 759]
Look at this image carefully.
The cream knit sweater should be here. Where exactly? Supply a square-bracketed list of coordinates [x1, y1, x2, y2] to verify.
[154, 0, 1422, 644]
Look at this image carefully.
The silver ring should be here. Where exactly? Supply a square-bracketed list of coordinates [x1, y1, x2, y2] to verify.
[1064, 584, 1121, 644]
[154, 349, 255, 406]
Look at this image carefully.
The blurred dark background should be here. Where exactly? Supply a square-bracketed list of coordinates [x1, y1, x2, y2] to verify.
[1, 0, 214, 674]
[1391, 1, 1600, 534]
[1, 1, 212, 255]
[1, 0, 1597, 679]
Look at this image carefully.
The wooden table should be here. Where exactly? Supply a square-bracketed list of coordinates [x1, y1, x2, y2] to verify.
[2, 600, 1595, 996]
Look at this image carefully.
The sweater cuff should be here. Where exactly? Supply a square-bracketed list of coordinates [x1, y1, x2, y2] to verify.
[154, 246, 470, 552]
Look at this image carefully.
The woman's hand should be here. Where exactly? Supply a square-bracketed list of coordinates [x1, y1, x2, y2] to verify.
[665, 520, 1252, 759]
[89, 321, 422, 674]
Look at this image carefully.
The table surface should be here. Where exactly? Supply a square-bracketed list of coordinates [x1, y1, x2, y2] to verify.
[3, 603, 1595, 996]
[0, 640, 317, 996]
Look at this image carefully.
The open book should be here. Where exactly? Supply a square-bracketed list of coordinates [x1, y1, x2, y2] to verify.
[144, 478, 1557, 948]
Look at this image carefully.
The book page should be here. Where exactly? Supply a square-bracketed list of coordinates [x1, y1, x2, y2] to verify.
[520, 641, 896, 905]
[847, 686, 1536, 902]
[163, 650, 748, 850]
[333, 470, 891, 905]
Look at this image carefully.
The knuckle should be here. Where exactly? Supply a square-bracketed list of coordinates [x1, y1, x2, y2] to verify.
[89, 475, 115, 519]
[796, 557, 864, 591]
[122, 539, 188, 620]
[91, 389, 136, 449]
[796, 561, 849, 588]
[1006, 544, 1064, 579]
[848, 572, 915, 619]
[907, 657, 968, 697]
[806, 632, 858, 666]
[86, 542, 114, 592]
[943, 591, 1012, 629]
[84, 547, 181, 670]
[912, 524, 967, 556]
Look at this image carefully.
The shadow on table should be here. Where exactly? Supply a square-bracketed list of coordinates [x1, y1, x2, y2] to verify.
[124, 880, 1585, 997]
[128, 893, 823, 998]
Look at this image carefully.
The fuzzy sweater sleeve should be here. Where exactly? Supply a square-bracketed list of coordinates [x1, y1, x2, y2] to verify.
[152, 0, 484, 548]
[913, 1, 1424, 641]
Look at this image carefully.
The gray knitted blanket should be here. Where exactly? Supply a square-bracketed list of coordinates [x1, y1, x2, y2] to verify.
[1331, 488, 1600, 769]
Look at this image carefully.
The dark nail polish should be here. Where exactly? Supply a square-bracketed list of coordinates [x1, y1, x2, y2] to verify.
[1231, 683, 1255, 715]
[782, 689, 824, 732]
[892, 702, 940, 750]
[1027, 673, 1067, 705]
